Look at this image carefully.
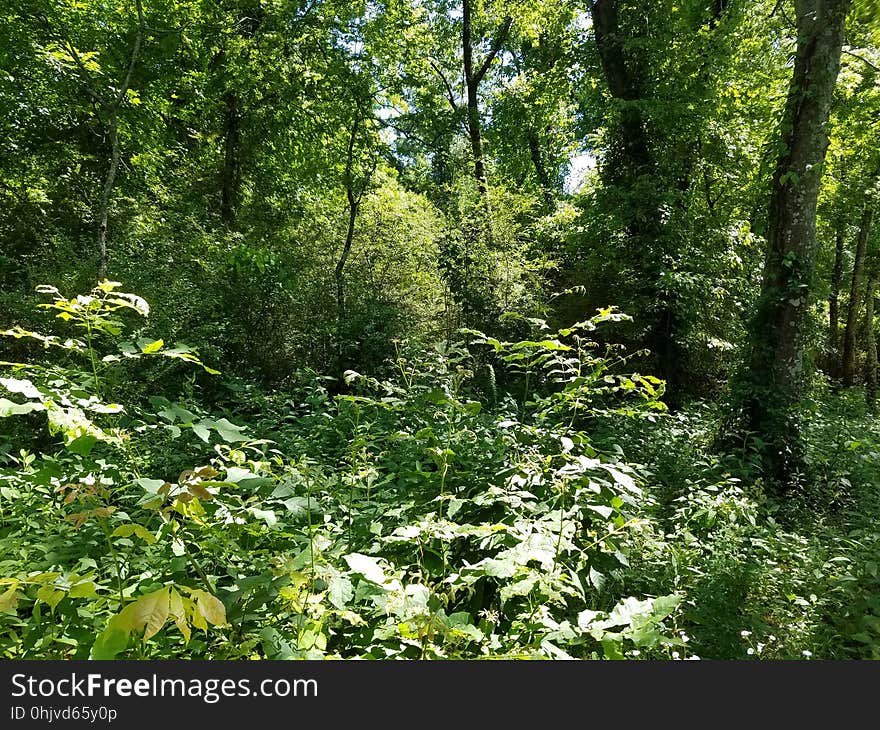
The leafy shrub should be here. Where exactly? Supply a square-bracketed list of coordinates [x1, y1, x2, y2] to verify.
[0, 284, 686, 659]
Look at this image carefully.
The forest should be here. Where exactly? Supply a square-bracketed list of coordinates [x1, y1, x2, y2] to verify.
[1, 0, 880, 661]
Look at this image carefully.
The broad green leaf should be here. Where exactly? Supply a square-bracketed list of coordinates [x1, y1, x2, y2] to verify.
[344, 553, 386, 584]
[191, 422, 211, 443]
[247, 507, 276, 527]
[68, 581, 98, 598]
[136, 477, 165, 494]
[111, 523, 157, 544]
[0, 377, 41, 398]
[90, 621, 129, 660]
[0, 398, 44, 417]
[67, 434, 98, 456]
[328, 575, 354, 609]
[212, 417, 248, 443]
[36, 584, 65, 610]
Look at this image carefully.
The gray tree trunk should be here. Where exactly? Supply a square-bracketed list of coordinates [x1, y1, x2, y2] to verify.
[865, 275, 877, 412]
[842, 205, 874, 384]
[827, 220, 845, 370]
[461, 0, 511, 198]
[729, 0, 850, 485]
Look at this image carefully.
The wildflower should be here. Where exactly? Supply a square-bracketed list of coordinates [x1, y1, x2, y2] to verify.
[747, 648, 755, 655]
[740, 630, 751, 637]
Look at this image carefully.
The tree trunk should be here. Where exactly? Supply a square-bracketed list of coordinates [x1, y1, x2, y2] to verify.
[865, 275, 877, 412]
[220, 92, 241, 225]
[334, 109, 373, 372]
[461, 0, 511, 198]
[590, 0, 651, 175]
[728, 0, 849, 486]
[827, 220, 845, 370]
[335, 190, 359, 364]
[462, 0, 486, 195]
[591, 0, 684, 399]
[93, 0, 144, 280]
[527, 129, 554, 207]
[842, 205, 873, 384]
[97, 112, 120, 281]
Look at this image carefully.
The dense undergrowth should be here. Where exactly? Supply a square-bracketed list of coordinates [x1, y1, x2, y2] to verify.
[2, 283, 880, 660]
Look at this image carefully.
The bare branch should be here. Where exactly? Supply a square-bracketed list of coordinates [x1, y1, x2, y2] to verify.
[111, 0, 145, 110]
[844, 49, 880, 73]
[429, 59, 459, 110]
[474, 16, 513, 85]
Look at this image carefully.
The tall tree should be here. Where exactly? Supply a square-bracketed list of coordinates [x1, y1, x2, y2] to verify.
[461, 0, 512, 197]
[726, 0, 851, 485]
[42, 0, 146, 279]
[828, 219, 846, 367]
[842, 203, 874, 384]
[586, 0, 734, 399]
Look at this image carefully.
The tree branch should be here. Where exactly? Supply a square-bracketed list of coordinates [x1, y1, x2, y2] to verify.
[474, 16, 513, 85]
[844, 49, 880, 73]
[111, 0, 145, 110]
[429, 59, 459, 110]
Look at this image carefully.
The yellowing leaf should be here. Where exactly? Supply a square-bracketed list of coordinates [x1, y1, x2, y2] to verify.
[129, 588, 171, 640]
[192, 589, 227, 626]
[0, 587, 20, 611]
[168, 589, 191, 644]
[187, 483, 213, 501]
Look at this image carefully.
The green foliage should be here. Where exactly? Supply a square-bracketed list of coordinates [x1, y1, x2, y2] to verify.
[0, 284, 688, 659]
[1, 0, 880, 665]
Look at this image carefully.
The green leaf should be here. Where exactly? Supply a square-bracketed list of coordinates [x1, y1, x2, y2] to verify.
[90, 621, 130, 660]
[192, 422, 211, 443]
[67, 434, 98, 456]
[212, 418, 248, 443]
[600, 464, 640, 494]
[247, 507, 277, 527]
[343, 553, 386, 584]
[68, 581, 98, 598]
[225, 466, 258, 483]
[327, 575, 354, 609]
[136, 478, 165, 494]
[0, 398, 44, 417]
[602, 639, 625, 660]
[36, 584, 65, 610]
[111, 523, 157, 544]
[0, 377, 41, 398]
[260, 627, 297, 659]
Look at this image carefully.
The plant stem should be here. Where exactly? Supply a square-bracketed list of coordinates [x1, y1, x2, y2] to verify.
[85, 318, 101, 397]
[100, 518, 125, 610]
[181, 538, 216, 595]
